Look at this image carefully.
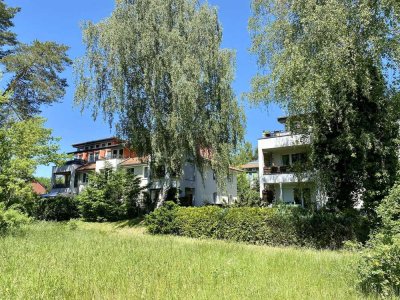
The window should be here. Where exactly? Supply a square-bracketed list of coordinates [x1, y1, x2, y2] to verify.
[108, 142, 112, 146]
[119, 149, 124, 158]
[94, 152, 99, 161]
[90, 145, 93, 149]
[89, 153, 94, 162]
[54, 173, 70, 189]
[82, 173, 89, 184]
[127, 168, 135, 175]
[106, 151, 112, 159]
[95, 144, 99, 148]
[102, 143, 105, 147]
[282, 154, 290, 166]
[113, 149, 118, 158]
[292, 153, 307, 165]
[213, 192, 218, 204]
[144, 166, 149, 178]
[264, 152, 272, 167]
[85, 146, 89, 150]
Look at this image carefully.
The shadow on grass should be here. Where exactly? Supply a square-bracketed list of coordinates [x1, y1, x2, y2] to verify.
[114, 217, 145, 229]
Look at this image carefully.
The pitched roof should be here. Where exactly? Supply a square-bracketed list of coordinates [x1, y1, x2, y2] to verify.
[241, 160, 259, 169]
[229, 166, 244, 173]
[31, 181, 47, 195]
[76, 163, 96, 171]
[119, 157, 149, 166]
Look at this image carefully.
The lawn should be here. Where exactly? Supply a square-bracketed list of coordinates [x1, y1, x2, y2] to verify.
[0, 221, 375, 299]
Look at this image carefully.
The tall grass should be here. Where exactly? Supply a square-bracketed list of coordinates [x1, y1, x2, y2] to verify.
[0, 222, 374, 299]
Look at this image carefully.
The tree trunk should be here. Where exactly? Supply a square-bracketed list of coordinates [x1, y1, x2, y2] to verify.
[156, 166, 172, 208]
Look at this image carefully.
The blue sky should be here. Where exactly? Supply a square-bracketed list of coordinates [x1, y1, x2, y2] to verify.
[7, 0, 283, 178]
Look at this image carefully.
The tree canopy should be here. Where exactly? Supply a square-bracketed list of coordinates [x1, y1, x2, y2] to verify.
[75, 0, 244, 190]
[0, 0, 71, 206]
[249, 0, 400, 212]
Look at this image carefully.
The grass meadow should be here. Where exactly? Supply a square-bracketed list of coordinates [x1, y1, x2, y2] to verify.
[0, 221, 377, 299]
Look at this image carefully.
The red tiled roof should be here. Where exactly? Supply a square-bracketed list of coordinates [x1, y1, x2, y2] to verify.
[31, 181, 47, 195]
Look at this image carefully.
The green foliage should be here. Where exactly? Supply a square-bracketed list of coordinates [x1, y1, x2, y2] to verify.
[231, 142, 256, 167]
[0, 0, 19, 58]
[249, 0, 400, 213]
[33, 196, 79, 221]
[75, 0, 244, 201]
[358, 235, 400, 297]
[2, 40, 71, 119]
[146, 204, 367, 249]
[77, 168, 144, 221]
[144, 201, 179, 234]
[235, 173, 261, 207]
[0, 0, 70, 209]
[358, 182, 400, 297]
[34, 177, 51, 191]
[0, 118, 67, 207]
[0, 204, 29, 236]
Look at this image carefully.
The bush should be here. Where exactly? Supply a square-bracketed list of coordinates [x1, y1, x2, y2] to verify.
[77, 167, 144, 222]
[358, 234, 400, 297]
[145, 204, 366, 249]
[0, 204, 30, 236]
[357, 182, 400, 297]
[33, 196, 79, 221]
[144, 201, 179, 234]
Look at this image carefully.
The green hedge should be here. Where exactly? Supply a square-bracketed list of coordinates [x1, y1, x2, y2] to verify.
[145, 202, 368, 249]
[33, 196, 80, 221]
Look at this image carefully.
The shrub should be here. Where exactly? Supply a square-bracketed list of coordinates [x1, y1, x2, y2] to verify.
[0, 204, 30, 236]
[358, 234, 400, 297]
[145, 204, 365, 249]
[33, 195, 80, 221]
[144, 201, 179, 234]
[77, 167, 144, 222]
[294, 209, 369, 249]
[358, 182, 400, 297]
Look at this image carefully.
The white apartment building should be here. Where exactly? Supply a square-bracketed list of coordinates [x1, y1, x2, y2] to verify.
[258, 117, 320, 207]
[46, 137, 239, 206]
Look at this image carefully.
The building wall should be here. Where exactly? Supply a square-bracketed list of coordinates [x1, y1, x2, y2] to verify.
[193, 167, 238, 206]
[51, 151, 238, 207]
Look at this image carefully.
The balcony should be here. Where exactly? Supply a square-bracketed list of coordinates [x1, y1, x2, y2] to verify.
[261, 164, 312, 184]
[264, 165, 292, 175]
[262, 130, 292, 139]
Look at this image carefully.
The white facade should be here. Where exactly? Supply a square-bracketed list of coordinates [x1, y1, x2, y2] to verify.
[258, 128, 318, 207]
[48, 157, 239, 207]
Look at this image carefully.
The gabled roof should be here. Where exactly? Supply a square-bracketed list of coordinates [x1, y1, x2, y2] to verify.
[31, 181, 47, 195]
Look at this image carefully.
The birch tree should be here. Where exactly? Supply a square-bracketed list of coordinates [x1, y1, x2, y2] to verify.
[75, 0, 244, 204]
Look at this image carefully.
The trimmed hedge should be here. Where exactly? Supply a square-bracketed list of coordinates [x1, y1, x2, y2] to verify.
[145, 202, 368, 249]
